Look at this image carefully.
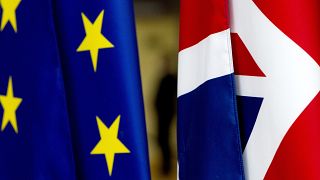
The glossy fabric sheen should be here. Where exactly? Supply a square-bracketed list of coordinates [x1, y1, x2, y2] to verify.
[0, 0, 75, 179]
[0, 0, 150, 179]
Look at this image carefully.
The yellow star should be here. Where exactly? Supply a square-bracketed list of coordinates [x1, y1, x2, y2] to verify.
[0, 77, 22, 133]
[0, 0, 21, 32]
[91, 115, 130, 176]
[77, 10, 114, 72]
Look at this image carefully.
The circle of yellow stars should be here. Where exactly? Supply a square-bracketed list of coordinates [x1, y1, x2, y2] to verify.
[0, 0, 131, 176]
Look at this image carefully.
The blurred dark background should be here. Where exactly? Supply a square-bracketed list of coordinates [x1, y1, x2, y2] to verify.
[134, 0, 179, 179]
[135, 0, 179, 15]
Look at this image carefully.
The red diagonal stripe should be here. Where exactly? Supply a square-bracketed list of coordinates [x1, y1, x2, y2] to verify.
[253, 0, 320, 66]
[265, 92, 320, 179]
[231, 33, 265, 77]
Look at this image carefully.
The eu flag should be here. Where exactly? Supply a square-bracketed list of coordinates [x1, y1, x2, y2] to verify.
[0, 0, 150, 179]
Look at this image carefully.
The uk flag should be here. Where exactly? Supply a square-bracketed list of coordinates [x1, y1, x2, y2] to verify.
[178, 0, 320, 179]
[230, 0, 320, 179]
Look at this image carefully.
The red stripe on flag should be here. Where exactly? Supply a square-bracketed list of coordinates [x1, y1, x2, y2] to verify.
[265, 92, 320, 179]
[179, 0, 229, 51]
[253, 0, 320, 66]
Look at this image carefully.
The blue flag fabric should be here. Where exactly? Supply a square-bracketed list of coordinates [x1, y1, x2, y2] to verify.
[0, 0, 75, 179]
[53, 0, 150, 179]
[0, 0, 150, 179]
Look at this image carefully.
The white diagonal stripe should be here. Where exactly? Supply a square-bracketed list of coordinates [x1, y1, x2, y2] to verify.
[230, 0, 320, 179]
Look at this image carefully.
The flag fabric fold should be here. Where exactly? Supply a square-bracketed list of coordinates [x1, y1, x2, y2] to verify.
[0, 0, 150, 179]
[230, 0, 320, 179]
[178, 0, 244, 179]
[0, 0, 76, 178]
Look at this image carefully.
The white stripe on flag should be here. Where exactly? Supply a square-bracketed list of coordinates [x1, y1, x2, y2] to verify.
[178, 29, 234, 97]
